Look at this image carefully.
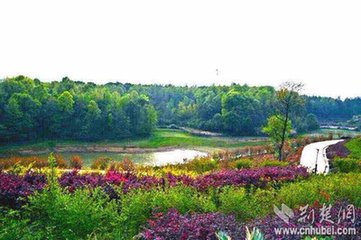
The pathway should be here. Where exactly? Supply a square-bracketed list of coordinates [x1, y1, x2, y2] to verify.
[299, 139, 344, 174]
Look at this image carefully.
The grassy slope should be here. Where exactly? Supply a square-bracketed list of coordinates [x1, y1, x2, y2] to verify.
[344, 137, 361, 159]
[0, 129, 268, 153]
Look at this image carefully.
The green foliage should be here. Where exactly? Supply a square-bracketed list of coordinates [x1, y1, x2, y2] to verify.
[257, 160, 289, 167]
[332, 158, 361, 173]
[262, 115, 291, 160]
[216, 231, 232, 240]
[25, 188, 119, 239]
[262, 115, 291, 144]
[305, 113, 320, 131]
[277, 173, 361, 208]
[245, 227, 265, 240]
[1, 76, 359, 143]
[1, 173, 361, 239]
[91, 157, 112, 170]
[345, 137, 361, 159]
[0, 76, 157, 142]
[235, 159, 252, 169]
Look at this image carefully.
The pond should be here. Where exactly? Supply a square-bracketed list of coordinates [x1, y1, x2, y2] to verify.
[58, 149, 208, 167]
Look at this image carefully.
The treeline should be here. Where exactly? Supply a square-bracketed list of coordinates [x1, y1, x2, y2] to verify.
[0, 76, 157, 142]
[305, 96, 361, 121]
[1, 76, 361, 142]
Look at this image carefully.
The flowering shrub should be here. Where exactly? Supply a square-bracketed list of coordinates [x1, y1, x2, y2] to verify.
[0, 171, 45, 208]
[59, 166, 308, 193]
[90, 157, 112, 170]
[326, 141, 350, 159]
[58, 170, 104, 192]
[140, 209, 244, 240]
[192, 166, 308, 191]
[0, 156, 48, 170]
[69, 155, 83, 169]
[109, 157, 135, 172]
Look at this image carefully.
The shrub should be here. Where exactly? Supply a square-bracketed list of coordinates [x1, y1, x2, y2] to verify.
[0, 171, 45, 209]
[91, 157, 112, 170]
[258, 160, 289, 167]
[25, 187, 119, 239]
[218, 186, 275, 221]
[69, 155, 83, 169]
[277, 173, 361, 209]
[183, 156, 217, 173]
[109, 157, 135, 172]
[332, 158, 361, 173]
[140, 209, 244, 239]
[235, 159, 252, 169]
[345, 137, 361, 159]
[192, 166, 308, 191]
[54, 154, 67, 168]
[0, 156, 48, 170]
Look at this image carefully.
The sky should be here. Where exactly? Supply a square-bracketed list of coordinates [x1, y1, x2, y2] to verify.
[1, 0, 361, 98]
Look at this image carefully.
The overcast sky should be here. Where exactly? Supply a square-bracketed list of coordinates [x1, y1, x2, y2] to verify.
[1, 0, 361, 98]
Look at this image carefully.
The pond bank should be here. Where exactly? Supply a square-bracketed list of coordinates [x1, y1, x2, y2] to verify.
[4, 145, 206, 156]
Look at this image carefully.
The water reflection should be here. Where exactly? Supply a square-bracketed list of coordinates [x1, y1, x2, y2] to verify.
[149, 149, 208, 166]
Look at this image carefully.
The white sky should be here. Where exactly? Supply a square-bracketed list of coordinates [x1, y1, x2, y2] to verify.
[1, 0, 361, 98]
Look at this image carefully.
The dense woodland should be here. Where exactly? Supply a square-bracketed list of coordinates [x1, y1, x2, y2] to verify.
[1, 76, 361, 142]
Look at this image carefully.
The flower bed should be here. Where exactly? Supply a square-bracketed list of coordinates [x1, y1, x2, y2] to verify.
[192, 166, 308, 190]
[140, 209, 244, 240]
[140, 202, 361, 240]
[0, 166, 308, 208]
[326, 140, 350, 159]
[0, 171, 46, 208]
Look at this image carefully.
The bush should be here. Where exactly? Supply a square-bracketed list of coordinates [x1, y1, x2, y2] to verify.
[218, 186, 275, 221]
[0, 156, 48, 170]
[184, 157, 217, 173]
[277, 173, 361, 208]
[91, 157, 112, 170]
[0, 171, 45, 209]
[258, 160, 289, 167]
[140, 209, 244, 239]
[234, 159, 252, 169]
[109, 157, 135, 172]
[54, 154, 67, 168]
[332, 158, 361, 173]
[69, 155, 83, 169]
[25, 188, 119, 239]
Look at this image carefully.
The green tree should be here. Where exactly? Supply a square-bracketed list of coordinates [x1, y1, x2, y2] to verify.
[272, 81, 304, 160]
[305, 113, 320, 131]
[57, 91, 74, 112]
[262, 115, 291, 159]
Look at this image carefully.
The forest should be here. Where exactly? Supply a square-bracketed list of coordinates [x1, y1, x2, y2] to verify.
[1, 75, 361, 142]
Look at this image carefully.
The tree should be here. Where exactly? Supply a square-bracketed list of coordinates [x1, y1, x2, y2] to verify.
[262, 115, 291, 159]
[57, 91, 74, 113]
[305, 113, 320, 131]
[272, 81, 304, 160]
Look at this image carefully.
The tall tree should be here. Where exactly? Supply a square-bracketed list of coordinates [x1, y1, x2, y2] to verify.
[273, 81, 304, 160]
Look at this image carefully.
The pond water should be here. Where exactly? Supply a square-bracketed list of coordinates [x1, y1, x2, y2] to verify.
[58, 149, 208, 167]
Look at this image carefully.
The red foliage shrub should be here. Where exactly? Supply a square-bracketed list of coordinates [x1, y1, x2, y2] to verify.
[70, 155, 83, 169]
